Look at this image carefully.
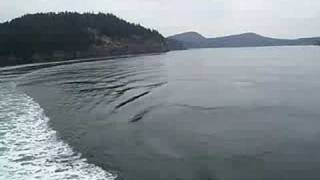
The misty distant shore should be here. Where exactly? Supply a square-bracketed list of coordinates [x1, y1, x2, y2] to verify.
[168, 31, 320, 49]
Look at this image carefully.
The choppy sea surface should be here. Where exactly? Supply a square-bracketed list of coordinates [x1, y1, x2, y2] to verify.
[1, 46, 320, 180]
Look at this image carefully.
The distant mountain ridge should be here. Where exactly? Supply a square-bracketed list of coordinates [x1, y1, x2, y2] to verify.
[167, 32, 207, 48]
[168, 32, 320, 49]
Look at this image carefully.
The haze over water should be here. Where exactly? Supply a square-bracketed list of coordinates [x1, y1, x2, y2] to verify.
[2, 46, 320, 180]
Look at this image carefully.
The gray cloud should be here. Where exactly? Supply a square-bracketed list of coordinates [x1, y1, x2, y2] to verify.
[1, 0, 320, 38]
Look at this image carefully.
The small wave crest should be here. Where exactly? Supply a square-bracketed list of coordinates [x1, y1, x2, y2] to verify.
[0, 84, 116, 180]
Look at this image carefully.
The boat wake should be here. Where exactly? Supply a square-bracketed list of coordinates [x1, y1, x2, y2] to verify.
[0, 83, 116, 180]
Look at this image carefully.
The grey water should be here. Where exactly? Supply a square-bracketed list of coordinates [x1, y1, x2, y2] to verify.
[1, 46, 320, 180]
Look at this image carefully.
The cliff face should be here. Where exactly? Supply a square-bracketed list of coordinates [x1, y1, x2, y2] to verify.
[0, 12, 168, 67]
[88, 30, 168, 56]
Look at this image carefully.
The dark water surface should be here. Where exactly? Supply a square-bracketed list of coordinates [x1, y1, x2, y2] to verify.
[3, 46, 320, 180]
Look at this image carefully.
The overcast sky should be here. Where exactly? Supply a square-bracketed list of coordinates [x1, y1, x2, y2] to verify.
[1, 0, 320, 38]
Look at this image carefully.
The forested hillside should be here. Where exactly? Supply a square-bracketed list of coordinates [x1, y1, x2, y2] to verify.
[0, 12, 167, 66]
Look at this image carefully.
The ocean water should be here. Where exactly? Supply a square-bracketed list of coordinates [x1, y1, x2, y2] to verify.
[1, 46, 320, 180]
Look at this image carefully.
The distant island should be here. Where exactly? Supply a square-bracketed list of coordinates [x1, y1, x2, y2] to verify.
[168, 31, 320, 49]
[0, 12, 168, 66]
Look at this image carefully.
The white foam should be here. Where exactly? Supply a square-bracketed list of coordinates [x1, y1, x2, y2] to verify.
[0, 85, 117, 180]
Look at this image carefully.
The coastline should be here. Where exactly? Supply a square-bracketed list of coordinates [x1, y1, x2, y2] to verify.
[0, 51, 168, 70]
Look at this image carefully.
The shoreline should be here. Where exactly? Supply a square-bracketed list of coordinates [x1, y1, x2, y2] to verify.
[0, 51, 168, 71]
